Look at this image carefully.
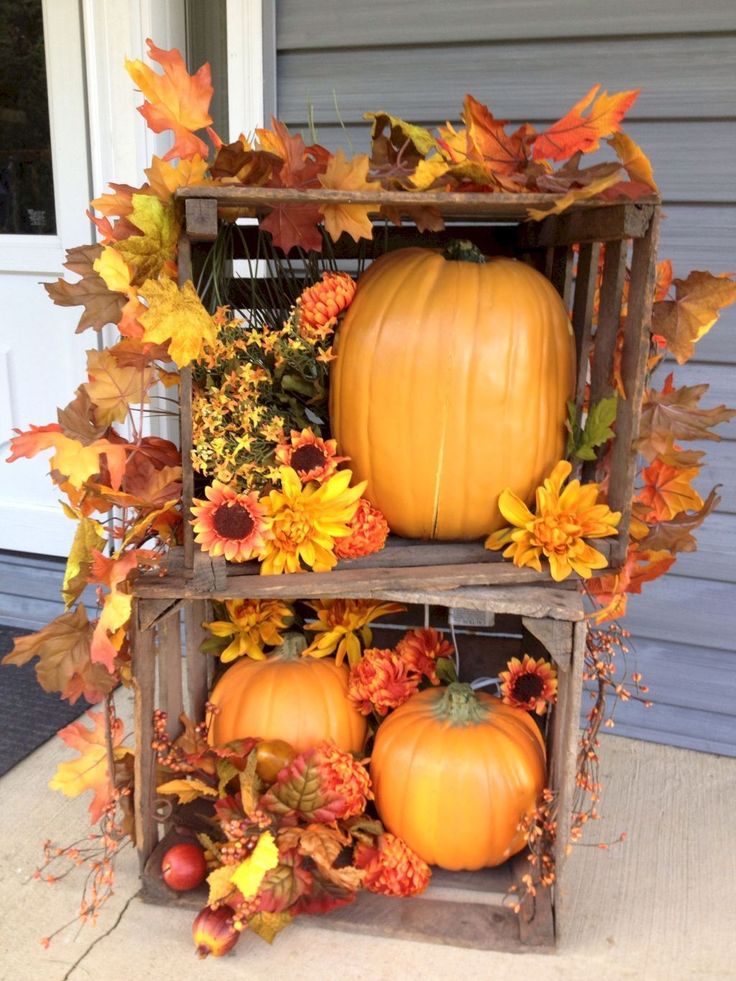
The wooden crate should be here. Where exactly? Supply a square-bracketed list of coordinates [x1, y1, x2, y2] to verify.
[131, 581, 586, 952]
[173, 187, 660, 592]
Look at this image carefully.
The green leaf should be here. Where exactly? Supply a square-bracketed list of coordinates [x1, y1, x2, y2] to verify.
[568, 395, 618, 461]
[436, 657, 459, 685]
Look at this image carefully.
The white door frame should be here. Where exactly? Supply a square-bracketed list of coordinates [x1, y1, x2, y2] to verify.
[226, 0, 268, 139]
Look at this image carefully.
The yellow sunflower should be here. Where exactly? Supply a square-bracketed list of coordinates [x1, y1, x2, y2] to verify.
[191, 481, 270, 563]
[303, 599, 406, 667]
[259, 467, 365, 575]
[204, 599, 294, 663]
[486, 460, 620, 581]
[499, 654, 558, 716]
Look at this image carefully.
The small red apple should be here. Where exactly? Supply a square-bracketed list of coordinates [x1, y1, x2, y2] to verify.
[161, 842, 207, 892]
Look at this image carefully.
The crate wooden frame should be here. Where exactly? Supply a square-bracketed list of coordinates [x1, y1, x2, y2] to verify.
[131, 581, 586, 952]
[171, 187, 660, 595]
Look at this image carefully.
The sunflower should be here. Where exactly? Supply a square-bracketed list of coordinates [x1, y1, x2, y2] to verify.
[191, 482, 269, 563]
[259, 467, 365, 575]
[303, 599, 406, 667]
[204, 599, 294, 663]
[274, 428, 347, 484]
[486, 460, 621, 581]
[499, 655, 558, 716]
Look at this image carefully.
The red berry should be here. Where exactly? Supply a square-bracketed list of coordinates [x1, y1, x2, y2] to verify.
[161, 842, 207, 892]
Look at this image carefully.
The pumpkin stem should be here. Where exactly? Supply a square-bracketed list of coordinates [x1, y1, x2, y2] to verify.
[434, 682, 490, 726]
[275, 632, 308, 661]
[442, 239, 486, 264]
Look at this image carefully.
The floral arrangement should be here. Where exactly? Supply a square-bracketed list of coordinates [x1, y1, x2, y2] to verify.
[3, 38, 735, 954]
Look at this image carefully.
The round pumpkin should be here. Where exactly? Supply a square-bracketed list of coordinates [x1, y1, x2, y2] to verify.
[330, 243, 575, 540]
[206, 633, 368, 754]
[370, 682, 546, 870]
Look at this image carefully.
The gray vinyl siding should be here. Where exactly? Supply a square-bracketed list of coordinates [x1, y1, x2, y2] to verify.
[274, 0, 736, 754]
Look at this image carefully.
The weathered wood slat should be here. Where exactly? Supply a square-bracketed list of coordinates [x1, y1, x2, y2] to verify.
[157, 613, 184, 740]
[571, 242, 600, 409]
[131, 599, 158, 868]
[588, 239, 628, 409]
[184, 599, 211, 722]
[183, 198, 218, 241]
[550, 246, 574, 308]
[178, 234, 195, 571]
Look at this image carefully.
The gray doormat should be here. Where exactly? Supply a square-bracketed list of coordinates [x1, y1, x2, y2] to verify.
[0, 626, 91, 777]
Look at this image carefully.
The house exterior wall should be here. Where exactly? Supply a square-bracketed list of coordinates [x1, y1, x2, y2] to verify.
[273, 0, 736, 754]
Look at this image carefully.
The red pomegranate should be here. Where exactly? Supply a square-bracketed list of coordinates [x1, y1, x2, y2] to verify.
[161, 842, 207, 892]
[192, 905, 239, 959]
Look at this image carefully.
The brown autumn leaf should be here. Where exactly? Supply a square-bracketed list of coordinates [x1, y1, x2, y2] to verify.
[2, 605, 115, 704]
[297, 824, 364, 892]
[651, 270, 736, 365]
[62, 243, 104, 277]
[83, 348, 155, 427]
[535, 154, 622, 194]
[44, 272, 127, 334]
[379, 204, 444, 233]
[637, 375, 736, 460]
[210, 141, 282, 185]
[527, 170, 623, 221]
[57, 387, 108, 445]
[640, 487, 721, 554]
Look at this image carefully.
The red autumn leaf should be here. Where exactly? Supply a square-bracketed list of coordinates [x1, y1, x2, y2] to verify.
[125, 39, 213, 161]
[462, 94, 529, 175]
[532, 85, 640, 162]
[257, 854, 313, 914]
[651, 270, 736, 365]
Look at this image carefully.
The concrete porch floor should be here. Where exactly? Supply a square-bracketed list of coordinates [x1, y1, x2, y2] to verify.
[1, 693, 734, 981]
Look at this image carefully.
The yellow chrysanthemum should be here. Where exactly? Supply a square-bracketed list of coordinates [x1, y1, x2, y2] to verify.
[485, 460, 621, 581]
[303, 599, 406, 668]
[204, 599, 294, 663]
[259, 467, 365, 575]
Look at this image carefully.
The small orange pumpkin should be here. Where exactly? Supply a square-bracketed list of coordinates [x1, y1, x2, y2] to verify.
[330, 242, 575, 540]
[370, 682, 546, 870]
[206, 633, 368, 754]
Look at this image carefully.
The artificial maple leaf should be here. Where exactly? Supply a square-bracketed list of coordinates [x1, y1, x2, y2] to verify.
[209, 142, 282, 185]
[90, 183, 138, 218]
[462, 94, 528, 176]
[116, 194, 179, 284]
[2, 605, 115, 703]
[608, 132, 657, 191]
[655, 260, 674, 302]
[62, 243, 103, 277]
[247, 911, 294, 945]
[49, 710, 129, 822]
[641, 487, 720, 553]
[261, 204, 325, 254]
[123, 459, 182, 508]
[535, 154, 621, 194]
[411, 154, 452, 190]
[527, 170, 623, 220]
[651, 270, 736, 365]
[8, 424, 103, 489]
[44, 271, 126, 334]
[319, 150, 380, 243]
[625, 547, 677, 594]
[637, 455, 704, 521]
[57, 387, 108, 445]
[138, 278, 216, 368]
[533, 85, 639, 162]
[637, 375, 736, 460]
[364, 112, 438, 157]
[156, 777, 218, 804]
[364, 112, 436, 190]
[145, 154, 210, 200]
[62, 512, 106, 607]
[93, 246, 133, 295]
[298, 824, 364, 892]
[125, 39, 213, 161]
[89, 550, 158, 670]
[83, 349, 154, 427]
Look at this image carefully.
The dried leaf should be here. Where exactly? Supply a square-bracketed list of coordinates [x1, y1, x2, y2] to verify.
[44, 272, 126, 334]
[651, 270, 736, 364]
[49, 710, 125, 822]
[319, 150, 380, 243]
[637, 376, 736, 460]
[298, 824, 364, 892]
[57, 387, 108, 445]
[125, 39, 213, 161]
[139, 278, 216, 368]
[209, 142, 281, 185]
[641, 487, 721, 553]
[83, 349, 154, 427]
[533, 85, 639, 162]
[156, 777, 218, 804]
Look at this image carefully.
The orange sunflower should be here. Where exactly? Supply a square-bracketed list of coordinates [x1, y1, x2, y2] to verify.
[259, 467, 365, 574]
[499, 655, 558, 716]
[274, 428, 347, 484]
[334, 498, 389, 560]
[297, 272, 356, 342]
[486, 460, 621, 581]
[191, 482, 269, 562]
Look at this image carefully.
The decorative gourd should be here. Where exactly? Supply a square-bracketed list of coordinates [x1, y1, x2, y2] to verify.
[370, 683, 546, 870]
[206, 633, 368, 754]
[330, 243, 575, 540]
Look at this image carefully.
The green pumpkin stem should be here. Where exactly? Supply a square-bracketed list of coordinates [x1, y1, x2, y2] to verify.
[434, 682, 489, 726]
[275, 632, 308, 660]
[443, 239, 487, 264]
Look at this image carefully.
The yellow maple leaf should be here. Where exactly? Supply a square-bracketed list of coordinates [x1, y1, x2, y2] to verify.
[93, 246, 133, 294]
[139, 278, 216, 368]
[608, 132, 657, 191]
[207, 865, 238, 906]
[156, 777, 218, 804]
[229, 832, 280, 898]
[49, 710, 129, 822]
[116, 194, 179, 284]
[62, 512, 106, 608]
[145, 154, 210, 201]
[83, 349, 154, 427]
[318, 150, 380, 243]
[411, 155, 450, 190]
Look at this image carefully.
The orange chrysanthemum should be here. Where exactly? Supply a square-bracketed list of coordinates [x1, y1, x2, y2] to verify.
[354, 834, 431, 898]
[348, 648, 420, 716]
[499, 655, 558, 716]
[334, 498, 389, 560]
[313, 740, 372, 819]
[191, 481, 269, 562]
[274, 428, 347, 484]
[297, 272, 356, 342]
[395, 627, 454, 685]
[486, 460, 621, 581]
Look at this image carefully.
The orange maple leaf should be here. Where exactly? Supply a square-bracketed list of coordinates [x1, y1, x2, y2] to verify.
[462, 94, 529, 176]
[89, 550, 159, 670]
[319, 150, 380, 243]
[533, 85, 640, 162]
[125, 39, 213, 161]
[637, 456, 704, 522]
[83, 349, 155, 428]
[90, 183, 138, 218]
[7, 425, 128, 490]
[49, 710, 129, 822]
[145, 154, 210, 201]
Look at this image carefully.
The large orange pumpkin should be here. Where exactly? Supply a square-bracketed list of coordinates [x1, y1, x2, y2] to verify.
[206, 634, 368, 754]
[330, 244, 575, 540]
[370, 683, 546, 870]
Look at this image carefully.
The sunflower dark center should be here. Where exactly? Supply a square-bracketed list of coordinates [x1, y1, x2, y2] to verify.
[512, 672, 545, 701]
[290, 444, 327, 473]
[212, 502, 255, 540]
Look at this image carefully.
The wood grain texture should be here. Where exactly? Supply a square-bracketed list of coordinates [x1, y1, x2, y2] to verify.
[184, 599, 211, 721]
[131, 600, 159, 868]
[157, 613, 183, 740]
[571, 241, 600, 409]
[277, 0, 736, 47]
